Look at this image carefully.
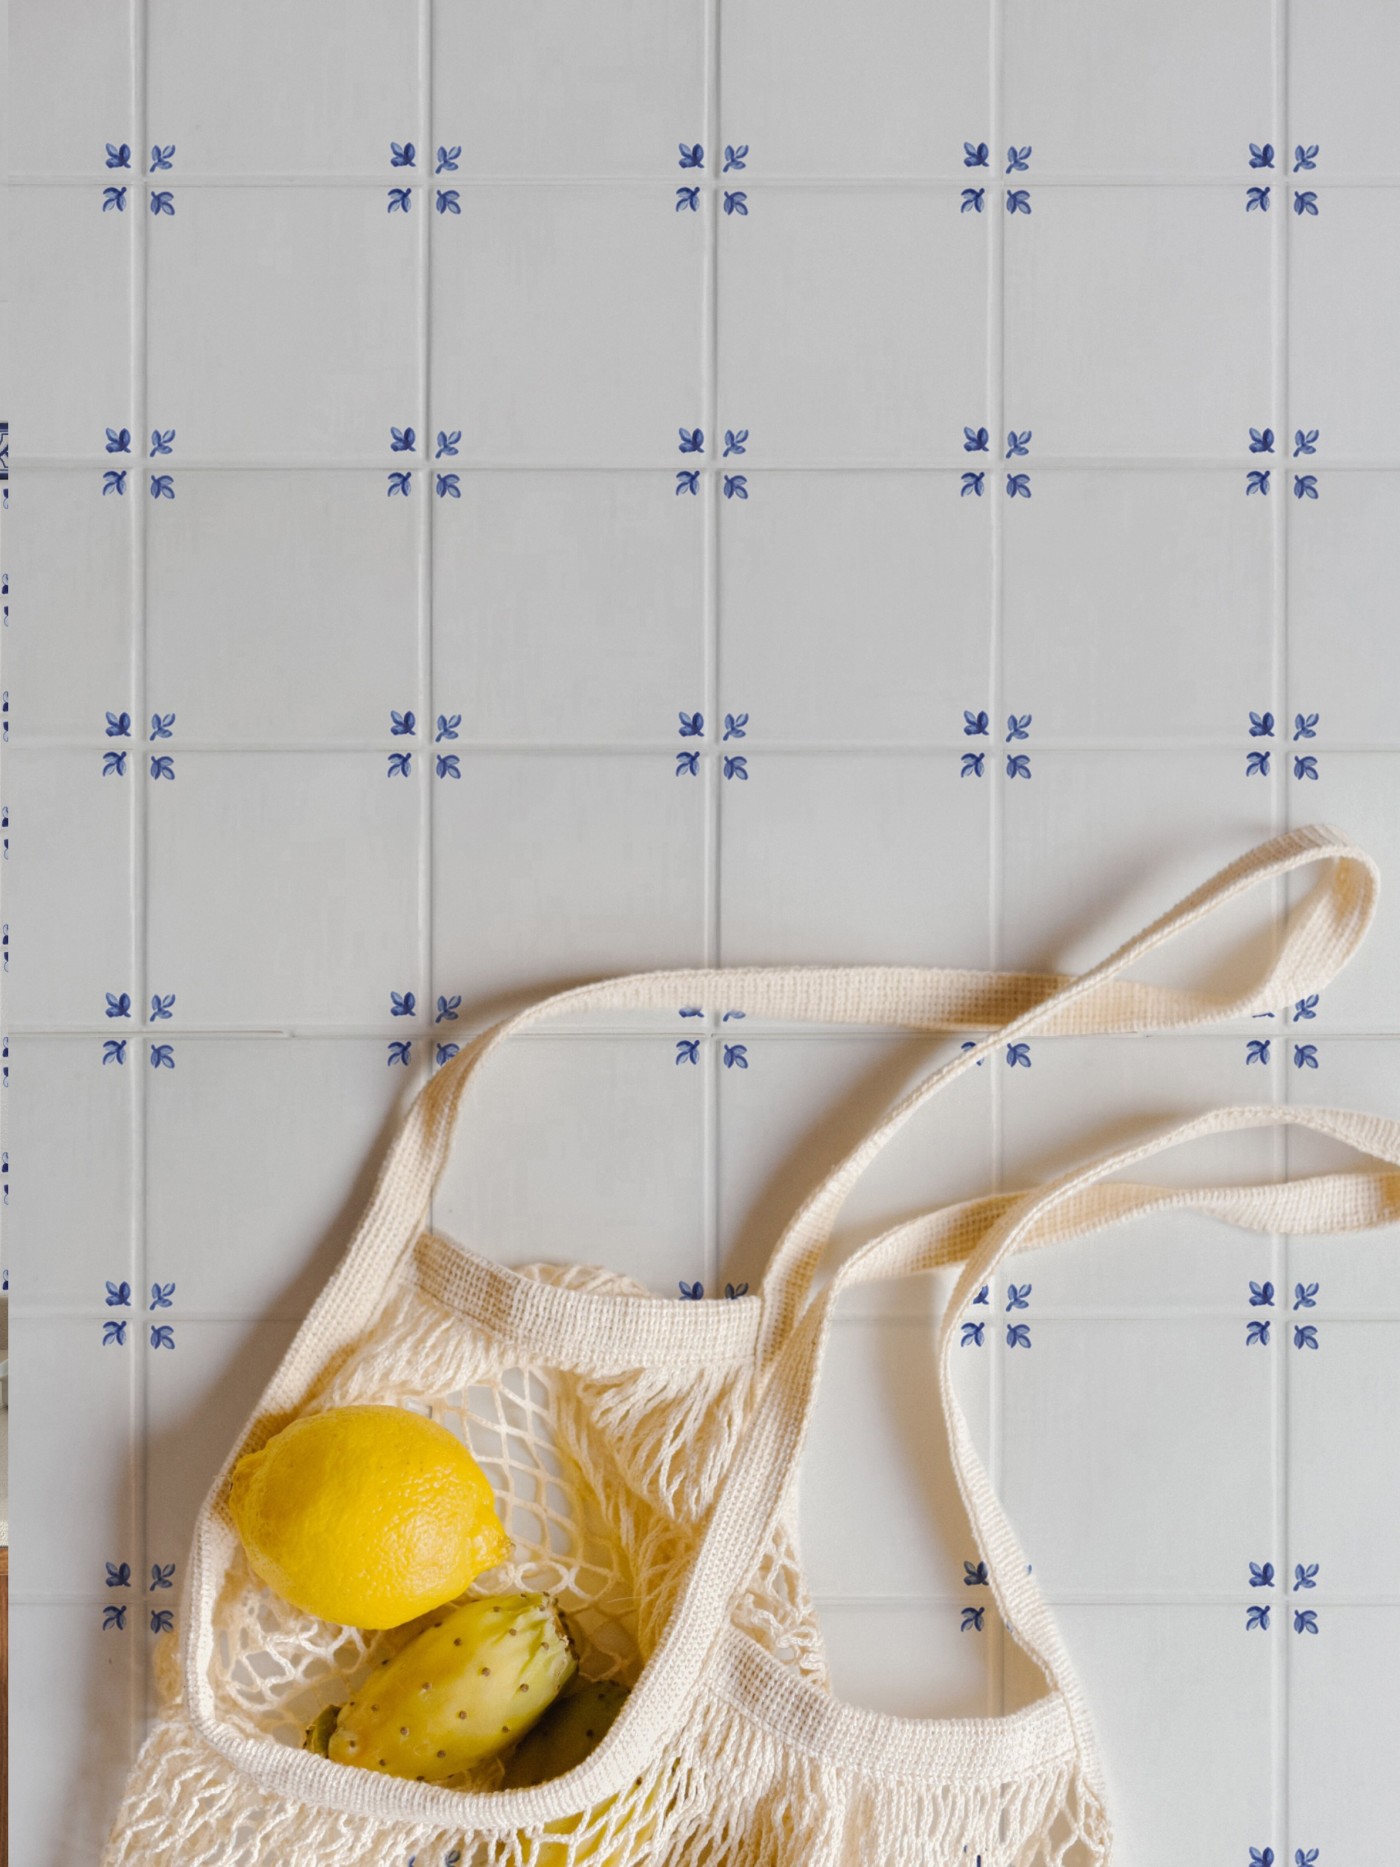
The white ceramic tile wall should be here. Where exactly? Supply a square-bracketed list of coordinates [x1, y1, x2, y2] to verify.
[4, 2, 1400, 1862]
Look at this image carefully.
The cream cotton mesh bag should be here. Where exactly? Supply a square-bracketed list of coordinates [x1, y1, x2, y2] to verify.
[101, 824, 1388, 1865]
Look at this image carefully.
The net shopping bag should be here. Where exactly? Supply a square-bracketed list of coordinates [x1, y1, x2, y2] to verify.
[101, 825, 1378, 1863]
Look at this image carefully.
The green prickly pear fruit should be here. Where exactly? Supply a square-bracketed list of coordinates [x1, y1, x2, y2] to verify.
[328, 1593, 576, 1783]
[502, 1679, 629, 1788]
[303, 1704, 342, 1757]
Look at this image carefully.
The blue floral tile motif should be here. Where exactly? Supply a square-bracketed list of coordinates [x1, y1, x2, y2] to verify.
[102, 471, 127, 496]
[1246, 1319, 1272, 1346]
[390, 990, 416, 1018]
[436, 753, 461, 779]
[150, 755, 175, 780]
[973, 1286, 989, 1306]
[435, 1043, 459, 1067]
[150, 1281, 175, 1310]
[1006, 145, 1032, 174]
[387, 751, 412, 777]
[150, 474, 175, 500]
[1245, 749, 1271, 777]
[964, 709, 990, 736]
[150, 428, 175, 457]
[1294, 1282, 1319, 1311]
[960, 1320, 986, 1346]
[103, 1604, 128, 1630]
[102, 1320, 128, 1346]
[1294, 144, 1320, 173]
[436, 430, 461, 458]
[1006, 190, 1031, 215]
[106, 427, 132, 454]
[1249, 1561, 1275, 1588]
[723, 429, 749, 456]
[1294, 1562, 1319, 1590]
[723, 145, 749, 173]
[106, 1561, 132, 1587]
[723, 1043, 748, 1070]
[106, 143, 132, 170]
[961, 752, 986, 777]
[436, 146, 461, 174]
[1006, 714, 1031, 742]
[1246, 469, 1270, 495]
[723, 754, 748, 780]
[1294, 994, 1319, 1021]
[150, 143, 176, 171]
[390, 709, 416, 737]
[961, 188, 985, 214]
[150, 1323, 175, 1349]
[106, 1280, 132, 1307]
[151, 1609, 175, 1634]
[1246, 185, 1271, 213]
[435, 712, 460, 741]
[964, 1560, 989, 1586]
[436, 473, 461, 498]
[1249, 427, 1275, 454]
[1249, 710, 1275, 738]
[964, 142, 990, 168]
[675, 751, 700, 776]
[678, 427, 704, 454]
[1248, 143, 1275, 170]
[1006, 472, 1031, 497]
[676, 187, 700, 213]
[106, 991, 132, 1019]
[1294, 190, 1319, 216]
[102, 186, 127, 211]
[1294, 1321, 1320, 1350]
[1294, 429, 1319, 457]
[675, 469, 700, 495]
[725, 1282, 750, 1299]
[1245, 1603, 1271, 1630]
[1294, 1043, 1319, 1069]
[961, 1606, 986, 1631]
[1249, 1281, 1275, 1307]
[150, 191, 175, 217]
[387, 187, 412, 213]
[435, 994, 461, 1023]
[1005, 1043, 1032, 1068]
[1248, 1851, 1276, 1867]
[1006, 752, 1031, 778]
[1246, 1038, 1271, 1065]
[964, 426, 990, 453]
[387, 1040, 411, 1066]
[678, 710, 704, 738]
[390, 426, 416, 453]
[723, 190, 748, 217]
[150, 712, 175, 740]
[1005, 430, 1032, 459]
[678, 1279, 704, 1300]
[436, 190, 461, 216]
[1294, 1608, 1319, 1634]
[388, 471, 412, 497]
[390, 141, 416, 169]
[1294, 474, 1319, 500]
[1006, 1323, 1032, 1348]
[103, 1038, 128, 1064]
[676, 1039, 700, 1066]
[150, 1043, 174, 1069]
[151, 992, 175, 1020]
[1295, 1850, 1319, 1866]
[961, 471, 985, 496]
[723, 712, 748, 741]
[1006, 1282, 1031, 1308]
[106, 710, 132, 738]
[724, 474, 748, 500]
[678, 143, 704, 170]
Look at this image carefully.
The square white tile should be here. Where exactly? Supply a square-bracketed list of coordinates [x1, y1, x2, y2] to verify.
[717, 471, 991, 743]
[145, 1038, 404, 1318]
[9, 0, 134, 177]
[717, 187, 987, 464]
[1003, 188, 1270, 457]
[715, 1030, 995, 1306]
[1009, 1605, 1275, 1862]
[6, 470, 132, 739]
[433, 1034, 706, 1293]
[9, 1315, 138, 1599]
[9, 186, 132, 459]
[144, 753, 419, 1026]
[1285, 1039, 1400, 1309]
[1286, 754, 1400, 1031]
[999, 750, 1277, 995]
[1002, 472, 1273, 741]
[1288, 472, 1400, 747]
[1289, 0, 1400, 178]
[433, 0, 704, 178]
[6, 1037, 133, 1308]
[431, 752, 706, 1021]
[146, 188, 419, 461]
[8, 1602, 138, 1867]
[1289, 1607, 1400, 1858]
[146, 0, 421, 176]
[1288, 1322, 1400, 1597]
[1004, 0, 1272, 177]
[1290, 189, 1400, 459]
[144, 1320, 300, 1593]
[432, 188, 703, 464]
[145, 471, 420, 741]
[719, 0, 989, 178]
[799, 1312, 990, 1597]
[719, 752, 993, 967]
[432, 472, 703, 743]
[816, 1600, 994, 1719]
[3, 749, 133, 1026]
[1000, 1318, 1274, 1595]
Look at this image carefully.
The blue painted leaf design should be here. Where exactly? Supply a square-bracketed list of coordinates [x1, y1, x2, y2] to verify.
[390, 710, 416, 736]
[1005, 145, 1032, 173]
[678, 1279, 704, 1300]
[1293, 429, 1319, 456]
[390, 141, 416, 168]
[723, 754, 749, 780]
[678, 427, 704, 454]
[150, 144, 175, 171]
[1246, 185, 1271, 212]
[105, 144, 132, 170]
[387, 1040, 412, 1065]
[1005, 472, 1031, 496]
[436, 189, 461, 215]
[675, 470, 700, 495]
[435, 753, 461, 778]
[1246, 1039, 1271, 1064]
[436, 473, 461, 498]
[1246, 469, 1270, 494]
[960, 188, 985, 214]
[1006, 753, 1031, 779]
[722, 712, 748, 740]
[102, 470, 127, 495]
[1293, 1609, 1319, 1633]
[1248, 143, 1275, 169]
[1293, 1324, 1320, 1349]
[1248, 1281, 1275, 1307]
[1294, 994, 1318, 1020]
[723, 429, 749, 456]
[150, 190, 175, 216]
[435, 995, 462, 1023]
[1006, 1323, 1032, 1348]
[723, 474, 748, 499]
[675, 751, 700, 776]
[960, 751, 986, 777]
[1293, 1281, 1319, 1310]
[964, 710, 990, 736]
[1294, 144, 1320, 172]
[106, 1561, 132, 1587]
[961, 1605, 986, 1631]
[105, 1281, 132, 1307]
[1294, 474, 1319, 499]
[678, 711, 704, 738]
[389, 990, 417, 1018]
[105, 428, 131, 454]
[1245, 1604, 1271, 1629]
[436, 146, 462, 174]
[1248, 427, 1274, 453]
[1245, 749, 1271, 776]
[150, 1324, 175, 1349]
[1294, 190, 1319, 216]
[1294, 1562, 1319, 1590]
[1246, 1319, 1271, 1345]
[723, 145, 749, 172]
[387, 187, 412, 212]
[960, 1320, 986, 1346]
[678, 143, 704, 170]
[389, 426, 416, 453]
[963, 142, 990, 168]
[1006, 189, 1031, 214]
[1294, 1043, 1319, 1069]
[1294, 754, 1320, 780]
[723, 191, 748, 216]
[675, 1040, 700, 1066]
[435, 430, 461, 458]
[1005, 429, 1031, 458]
[1248, 1562, 1275, 1588]
[1248, 710, 1275, 737]
[723, 1043, 748, 1069]
[960, 470, 985, 496]
[676, 187, 700, 212]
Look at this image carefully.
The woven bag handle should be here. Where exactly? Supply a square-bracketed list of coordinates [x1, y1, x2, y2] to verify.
[228, 823, 1376, 1407]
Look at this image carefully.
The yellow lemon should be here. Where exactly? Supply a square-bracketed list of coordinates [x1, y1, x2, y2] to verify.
[228, 1404, 510, 1629]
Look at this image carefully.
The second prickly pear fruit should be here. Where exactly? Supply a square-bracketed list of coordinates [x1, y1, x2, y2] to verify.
[328, 1593, 576, 1783]
[502, 1679, 629, 1788]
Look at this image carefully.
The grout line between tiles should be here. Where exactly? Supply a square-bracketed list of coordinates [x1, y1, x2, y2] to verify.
[12, 736, 1400, 757]
[35, 454, 1400, 474]
[701, 0, 723, 1294]
[15, 170, 1400, 191]
[418, 0, 438, 1229]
